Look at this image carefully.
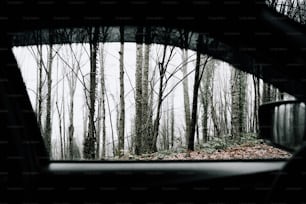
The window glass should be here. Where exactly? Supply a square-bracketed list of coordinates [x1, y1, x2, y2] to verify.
[12, 26, 292, 160]
[266, 0, 306, 24]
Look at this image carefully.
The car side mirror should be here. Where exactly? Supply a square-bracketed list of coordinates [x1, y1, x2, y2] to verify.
[259, 101, 306, 152]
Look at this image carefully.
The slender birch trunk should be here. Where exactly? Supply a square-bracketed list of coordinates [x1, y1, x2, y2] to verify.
[45, 39, 53, 156]
[118, 26, 125, 157]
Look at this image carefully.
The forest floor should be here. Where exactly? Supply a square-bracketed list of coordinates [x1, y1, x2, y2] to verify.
[127, 143, 292, 160]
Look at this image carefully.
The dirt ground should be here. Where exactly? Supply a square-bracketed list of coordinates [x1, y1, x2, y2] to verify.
[133, 143, 292, 160]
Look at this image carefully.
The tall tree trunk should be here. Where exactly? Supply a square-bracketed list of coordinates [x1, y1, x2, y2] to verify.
[181, 48, 191, 145]
[64, 43, 82, 160]
[96, 43, 104, 159]
[96, 27, 109, 158]
[142, 27, 151, 153]
[231, 69, 247, 140]
[231, 69, 239, 139]
[135, 26, 143, 155]
[45, 41, 53, 156]
[118, 26, 125, 157]
[252, 74, 260, 133]
[200, 87, 209, 143]
[151, 30, 174, 153]
[200, 56, 213, 143]
[99, 43, 106, 159]
[152, 45, 168, 153]
[152, 69, 163, 152]
[239, 72, 247, 134]
[36, 44, 43, 133]
[188, 34, 204, 151]
[84, 27, 99, 159]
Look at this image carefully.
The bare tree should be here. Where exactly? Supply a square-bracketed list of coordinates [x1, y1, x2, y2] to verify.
[200, 57, 213, 143]
[49, 30, 86, 159]
[151, 39, 176, 152]
[181, 48, 191, 144]
[33, 43, 44, 133]
[27, 31, 46, 134]
[135, 26, 144, 155]
[118, 26, 125, 157]
[188, 34, 210, 151]
[65, 42, 83, 159]
[44, 29, 55, 156]
[142, 27, 152, 153]
[97, 27, 109, 159]
[179, 30, 193, 144]
[83, 27, 99, 159]
[147, 68, 156, 152]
